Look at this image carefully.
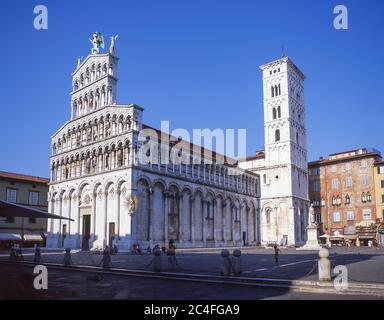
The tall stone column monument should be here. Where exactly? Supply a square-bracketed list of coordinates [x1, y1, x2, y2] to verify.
[298, 204, 321, 250]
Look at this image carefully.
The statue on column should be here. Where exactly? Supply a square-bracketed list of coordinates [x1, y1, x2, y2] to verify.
[309, 203, 316, 227]
[109, 35, 118, 55]
[77, 56, 83, 67]
[297, 203, 321, 250]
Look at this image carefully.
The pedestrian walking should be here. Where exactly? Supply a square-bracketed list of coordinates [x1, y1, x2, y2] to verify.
[34, 246, 42, 264]
[273, 244, 281, 265]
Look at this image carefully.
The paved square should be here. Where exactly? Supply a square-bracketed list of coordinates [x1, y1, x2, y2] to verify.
[1, 246, 384, 283]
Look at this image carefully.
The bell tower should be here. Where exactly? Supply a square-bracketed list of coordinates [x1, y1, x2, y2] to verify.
[70, 32, 119, 119]
[239, 56, 310, 246]
[260, 56, 308, 199]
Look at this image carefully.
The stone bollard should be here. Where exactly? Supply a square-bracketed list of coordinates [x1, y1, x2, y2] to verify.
[101, 248, 112, 269]
[318, 248, 331, 281]
[232, 249, 242, 275]
[63, 248, 72, 266]
[167, 248, 177, 270]
[34, 247, 42, 264]
[220, 249, 232, 276]
[153, 247, 162, 272]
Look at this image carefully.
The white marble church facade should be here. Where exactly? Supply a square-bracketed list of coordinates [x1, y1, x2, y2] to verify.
[46, 35, 261, 250]
[239, 57, 310, 247]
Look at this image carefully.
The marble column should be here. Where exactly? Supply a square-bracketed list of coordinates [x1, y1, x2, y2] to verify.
[116, 190, 121, 241]
[190, 197, 195, 244]
[76, 195, 81, 248]
[178, 194, 183, 243]
[202, 199, 207, 246]
[231, 205, 235, 243]
[102, 191, 108, 247]
[148, 188, 153, 242]
[164, 191, 169, 245]
[222, 201, 227, 245]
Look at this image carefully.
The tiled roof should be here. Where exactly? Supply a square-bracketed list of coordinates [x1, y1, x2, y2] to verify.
[0, 171, 49, 184]
[309, 151, 381, 167]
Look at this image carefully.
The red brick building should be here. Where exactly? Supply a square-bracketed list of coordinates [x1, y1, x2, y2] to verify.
[308, 148, 382, 246]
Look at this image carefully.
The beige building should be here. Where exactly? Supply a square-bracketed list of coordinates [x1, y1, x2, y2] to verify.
[0, 171, 49, 247]
[374, 161, 384, 245]
[374, 161, 384, 221]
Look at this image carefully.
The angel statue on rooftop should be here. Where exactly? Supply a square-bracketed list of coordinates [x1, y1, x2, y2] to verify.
[109, 35, 118, 55]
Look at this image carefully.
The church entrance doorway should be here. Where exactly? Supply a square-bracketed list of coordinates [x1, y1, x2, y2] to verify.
[108, 222, 115, 247]
[82, 215, 91, 250]
[61, 224, 67, 248]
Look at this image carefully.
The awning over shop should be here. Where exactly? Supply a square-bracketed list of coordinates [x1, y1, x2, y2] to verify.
[330, 236, 345, 241]
[0, 233, 22, 241]
[23, 234, 44, 242]
[0, 200, 73, 221]
[357, 235, 375, 239]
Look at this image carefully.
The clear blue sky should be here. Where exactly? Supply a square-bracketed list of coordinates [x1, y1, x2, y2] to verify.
[0, 0, 383, 178]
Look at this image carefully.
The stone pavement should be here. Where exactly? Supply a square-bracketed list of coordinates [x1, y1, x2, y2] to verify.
[1, 246, 384, 283]
[0, 264, 381, 300]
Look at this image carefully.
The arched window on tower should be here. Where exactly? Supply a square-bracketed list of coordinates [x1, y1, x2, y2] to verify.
[271, 86, 275, 98]
[277, 106, 281, 118]
[296, 131, 299, 145]
[275, 129, 280, 142]
[272, 108, 277, 120]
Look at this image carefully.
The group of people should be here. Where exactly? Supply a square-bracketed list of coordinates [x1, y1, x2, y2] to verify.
[144, 239, 177, 256]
